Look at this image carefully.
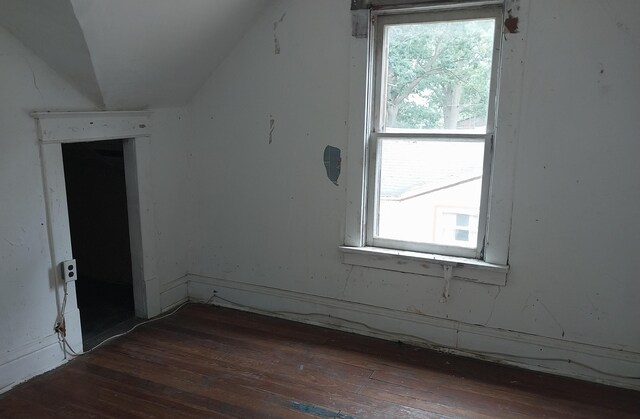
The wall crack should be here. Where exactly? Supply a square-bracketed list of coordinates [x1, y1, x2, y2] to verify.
[273, 13, 286, 55]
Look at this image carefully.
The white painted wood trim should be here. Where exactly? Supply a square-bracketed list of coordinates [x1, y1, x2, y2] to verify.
[123, 137, 160, 318]
[343, 2, 526, 266]
[186, 274, 640, 391]
[32, 111, 152, 118]
[33, 111, 160, 322]
[0, 333, 81, 395]
[32, 111, 151, 143]
[483, 0, 529, 265]
[38, 142, 83, 352]
[339, 245, 508, 286]
[161, 275, 190, 293]
[0, 334, 60, 368]
[160, 275, 189, 312]
[344, 9, 372, 247]
[366, 0, 504, 14]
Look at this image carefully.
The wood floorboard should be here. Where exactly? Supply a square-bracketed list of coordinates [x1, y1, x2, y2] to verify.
[0, 303, 638, 418]
[102, 337, 414, 418]
[0, 395, 59, 419]
[133, 324, 376, 386]
[9, 373, 177, 419]
[104, 330, 424, 418]
[181, 305, 640, 415]
[78, 351, 301, 419]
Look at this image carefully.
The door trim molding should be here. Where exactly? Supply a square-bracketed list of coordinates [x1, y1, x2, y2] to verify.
[33, 111, 160, 352]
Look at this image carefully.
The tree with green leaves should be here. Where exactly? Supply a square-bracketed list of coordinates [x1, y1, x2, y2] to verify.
[384, 19, 495, 130]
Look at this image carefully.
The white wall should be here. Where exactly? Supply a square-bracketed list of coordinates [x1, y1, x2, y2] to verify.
[149, 108, 193, 306]
[70, 0, 270, 109]
[189, 0, 351, 296]
[2, 0, 637, 393]
[502, 0, 640, 348]
[0, 26, 192, 391]
[0, 25, 97, 391]
[187, 0, 640, 388]
[0, 0, 104, 107]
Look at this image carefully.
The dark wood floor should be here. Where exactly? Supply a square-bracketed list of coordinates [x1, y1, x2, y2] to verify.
[1, 304, 638, 418]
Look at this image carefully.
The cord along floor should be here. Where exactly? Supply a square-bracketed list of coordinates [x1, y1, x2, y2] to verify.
[0, 303, 638, 418]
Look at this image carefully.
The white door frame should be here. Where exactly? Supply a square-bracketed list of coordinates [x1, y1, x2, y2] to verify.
[33, 111, 160, 351]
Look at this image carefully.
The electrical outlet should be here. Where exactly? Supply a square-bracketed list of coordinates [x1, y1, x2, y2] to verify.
[62, 259, 77, 283]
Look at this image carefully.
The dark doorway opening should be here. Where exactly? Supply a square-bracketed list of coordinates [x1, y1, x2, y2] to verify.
[62, 139, 137, 350]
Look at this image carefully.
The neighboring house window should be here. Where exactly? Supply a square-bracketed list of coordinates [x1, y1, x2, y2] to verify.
[435, 209, 479, 246]
[365, 5, 502, 259]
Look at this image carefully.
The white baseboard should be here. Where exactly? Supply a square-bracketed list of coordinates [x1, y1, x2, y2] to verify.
[160, 275, 189, 312]
[0, 277, 188, 395]
[0, 335, 80, 395]
[0, 308, 83, 395]
[186, 274, 640, 391]
[3, 273, 637, 395]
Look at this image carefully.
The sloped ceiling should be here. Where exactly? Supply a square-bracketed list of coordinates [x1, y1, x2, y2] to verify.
[0, 0, 270, 109]
[0, 0, 104, 107]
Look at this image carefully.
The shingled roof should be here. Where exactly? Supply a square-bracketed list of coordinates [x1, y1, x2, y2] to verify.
[379, 140, 483, 200]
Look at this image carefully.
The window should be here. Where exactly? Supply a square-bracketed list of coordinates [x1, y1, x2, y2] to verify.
[343, 1, 516, 283]
[367, 5, 501, 259]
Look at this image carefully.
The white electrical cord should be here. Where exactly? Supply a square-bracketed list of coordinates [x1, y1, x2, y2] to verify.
[54, 289, 640, 380]
[55, 282, 75, 358]
[210, 294, 640, 381]
[89, 301, 193, 352]
[56, 292, 194, 358]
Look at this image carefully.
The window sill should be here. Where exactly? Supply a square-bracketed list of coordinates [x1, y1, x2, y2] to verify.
[339, 246, 508, 286]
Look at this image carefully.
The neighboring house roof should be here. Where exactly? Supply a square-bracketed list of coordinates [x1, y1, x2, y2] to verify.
[379, 140, 483, 200]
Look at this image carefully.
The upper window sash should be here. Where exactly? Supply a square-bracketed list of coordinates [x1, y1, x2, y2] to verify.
[372, 6, 503, 136]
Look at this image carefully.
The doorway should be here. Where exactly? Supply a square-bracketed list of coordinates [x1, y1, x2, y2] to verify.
[62, 139, 138, 349]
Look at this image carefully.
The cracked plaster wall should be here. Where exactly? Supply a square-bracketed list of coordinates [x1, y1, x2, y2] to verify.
[186, 0, 640, 383]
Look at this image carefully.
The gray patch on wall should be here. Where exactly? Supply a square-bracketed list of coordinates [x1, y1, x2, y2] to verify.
[323, 146, 341, 186]
[273, 13, 286, 55]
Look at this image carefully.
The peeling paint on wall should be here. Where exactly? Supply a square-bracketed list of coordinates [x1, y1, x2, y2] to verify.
[273, 13, 286, 55]
[504, 10, 519, 33]
[351, 10, 368, 38]
[323, 146, 341, 186]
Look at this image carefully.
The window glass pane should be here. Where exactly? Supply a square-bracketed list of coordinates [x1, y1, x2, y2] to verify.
[382, 18, 495, 132]
[456, 213, 470, 227]
[455, 229, 469, 241]
[376, 139, 483, 248]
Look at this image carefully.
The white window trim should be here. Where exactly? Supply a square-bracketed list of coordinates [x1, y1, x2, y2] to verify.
[339, 245, 507, 286]
[343, 0, 526, 285]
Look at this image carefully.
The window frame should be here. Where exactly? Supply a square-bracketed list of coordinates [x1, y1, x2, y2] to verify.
[366, 5, 503, 259]
[342, 0, 523, 283]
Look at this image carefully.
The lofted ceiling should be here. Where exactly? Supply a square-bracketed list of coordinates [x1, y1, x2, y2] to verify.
[0, 0, 270, 110]
[0, 0, 104, 106]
